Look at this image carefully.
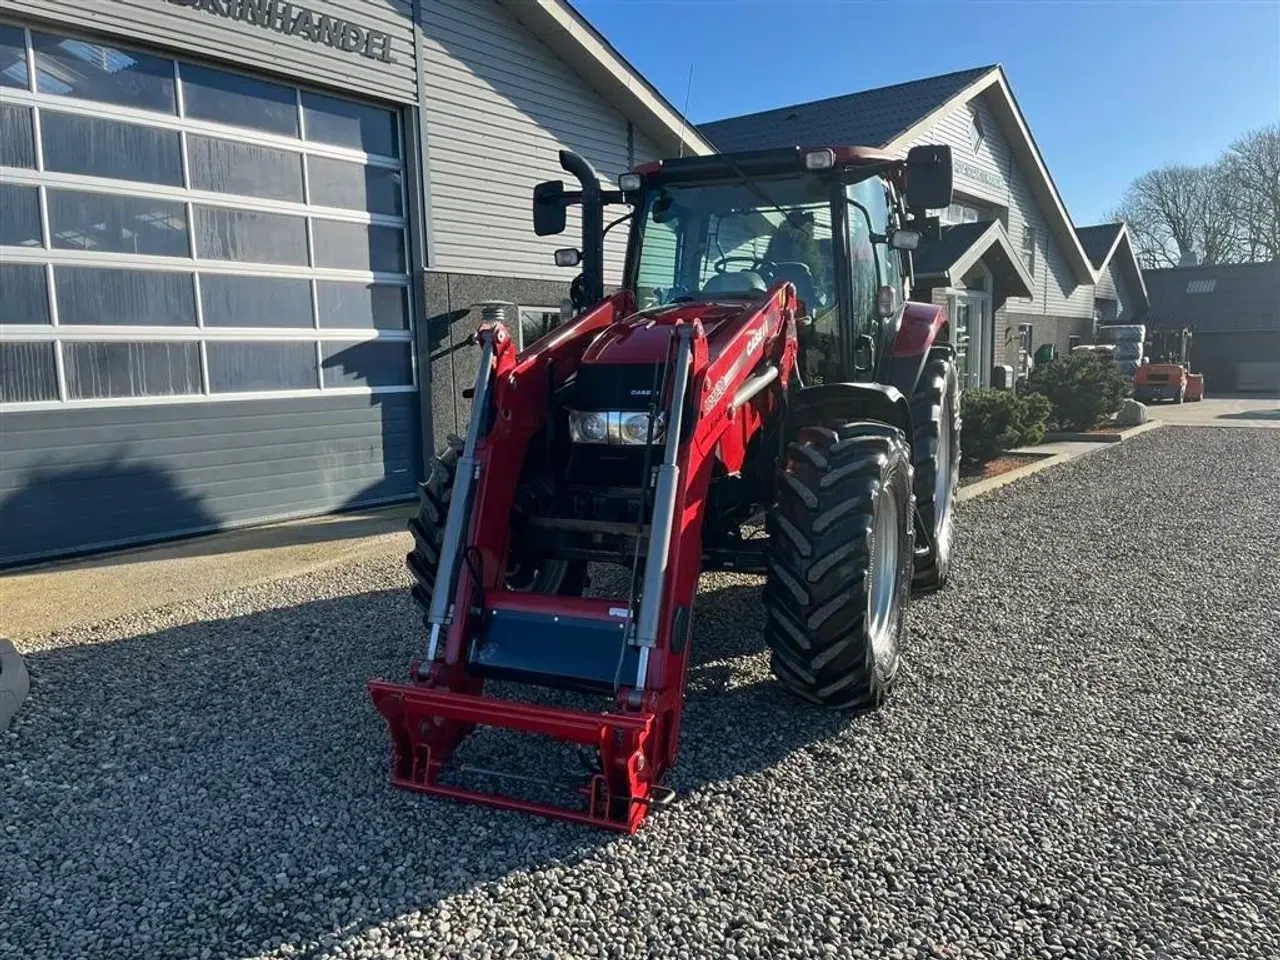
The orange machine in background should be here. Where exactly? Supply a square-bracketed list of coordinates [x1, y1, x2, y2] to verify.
[1135, 364, 1204, 404]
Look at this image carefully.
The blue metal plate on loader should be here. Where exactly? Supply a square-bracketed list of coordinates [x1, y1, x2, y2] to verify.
[467, 608, 639, 693]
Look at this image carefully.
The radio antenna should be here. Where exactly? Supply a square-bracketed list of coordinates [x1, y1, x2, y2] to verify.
[678, 61, 695, 157]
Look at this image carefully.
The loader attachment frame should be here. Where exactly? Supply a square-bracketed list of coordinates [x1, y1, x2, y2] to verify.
[368, 283, 799, 831]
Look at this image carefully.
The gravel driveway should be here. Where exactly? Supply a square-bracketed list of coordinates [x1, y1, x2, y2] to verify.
[4, 427, 1278, 960]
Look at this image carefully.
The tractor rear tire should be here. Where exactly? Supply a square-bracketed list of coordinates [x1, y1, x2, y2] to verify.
[763, 422, 915, 710]
[407, 435, 585, 623]
[909, 349, 961, 592]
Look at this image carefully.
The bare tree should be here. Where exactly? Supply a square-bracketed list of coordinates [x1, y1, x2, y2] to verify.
[1222, 124, 1280, 261]
[1109, 123, 1278, 267]
[1109, 164, 1243, 267]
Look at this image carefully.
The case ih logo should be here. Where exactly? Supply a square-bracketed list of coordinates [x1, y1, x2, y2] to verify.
[164, 0, 395, 63]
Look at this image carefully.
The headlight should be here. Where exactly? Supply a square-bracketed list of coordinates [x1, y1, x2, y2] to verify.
[568, 410, 609, 444]
[620, 412, 665, 445]
[567, 410, 666, 446]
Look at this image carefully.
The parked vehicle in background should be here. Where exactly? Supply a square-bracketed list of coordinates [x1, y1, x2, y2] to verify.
[1185, 372, 1205, 402]
[1134, 363, 1189, 404]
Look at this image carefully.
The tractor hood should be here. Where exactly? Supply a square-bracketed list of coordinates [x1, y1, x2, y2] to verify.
[571, 296, 767, 411]
[580, 298, 764, 366]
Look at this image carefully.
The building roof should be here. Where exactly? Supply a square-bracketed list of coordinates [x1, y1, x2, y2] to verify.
[1076, 223, 1126, 270]
[699, 66, 995, 153]
[913, 220, 1034, 298]
[1142, 261, 1280, 333]
[1076, 222, 1149, 306]
[499, 0, 713, 158]
[699, 65, 1097, 287]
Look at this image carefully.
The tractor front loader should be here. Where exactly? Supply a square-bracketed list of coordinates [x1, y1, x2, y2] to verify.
[370, 143, 961, 832]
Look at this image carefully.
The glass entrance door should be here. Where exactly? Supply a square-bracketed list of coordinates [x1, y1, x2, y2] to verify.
[949, 293, 990, 389]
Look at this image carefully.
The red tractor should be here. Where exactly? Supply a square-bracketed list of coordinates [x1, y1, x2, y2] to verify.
[370, 144, 962, 831]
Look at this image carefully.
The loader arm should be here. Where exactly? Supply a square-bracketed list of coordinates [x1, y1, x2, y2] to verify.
[369, 284, 798, 832]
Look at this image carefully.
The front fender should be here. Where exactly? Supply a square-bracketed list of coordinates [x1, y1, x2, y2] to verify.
[785, 382, 912, 447]
[884, 301, 952, 399]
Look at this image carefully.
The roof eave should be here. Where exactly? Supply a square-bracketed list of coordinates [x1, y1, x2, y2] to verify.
[915, 221, 1035, 298]
[496, 0, 714, 158]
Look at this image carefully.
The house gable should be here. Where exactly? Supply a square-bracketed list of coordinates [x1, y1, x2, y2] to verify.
[420, 0, 707, 283]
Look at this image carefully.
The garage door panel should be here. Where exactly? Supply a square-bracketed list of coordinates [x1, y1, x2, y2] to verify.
[0, 395, 419, 566]
[0, 22, 420, 565]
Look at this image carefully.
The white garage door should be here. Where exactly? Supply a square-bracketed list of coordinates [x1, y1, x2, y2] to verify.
[1237, 362, 1280, 392]
[0, 21, 415, 408]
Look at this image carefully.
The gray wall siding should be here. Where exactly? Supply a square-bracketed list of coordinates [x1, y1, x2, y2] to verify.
[0, 394, 419, 566]
[418, 0, 637, 284]
[424, 270, 570, 452]
[899, 93, 1093, 320]
[4, 0, 418, 102]
[1095, 258, 1137, 321]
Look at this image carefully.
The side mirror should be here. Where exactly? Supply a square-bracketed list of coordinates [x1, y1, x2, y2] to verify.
[889, 229, 920, 251]
[554, 248, 581, 267]
[905, 144, 953, 211]
[533, 180, 567, 236]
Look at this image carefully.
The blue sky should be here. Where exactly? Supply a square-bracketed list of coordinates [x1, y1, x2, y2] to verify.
[574, 0, 1280, 225]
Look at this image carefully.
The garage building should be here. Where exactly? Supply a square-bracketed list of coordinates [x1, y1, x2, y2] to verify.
[0, 0, 709, 566]
[1141, 261, 1280, 394]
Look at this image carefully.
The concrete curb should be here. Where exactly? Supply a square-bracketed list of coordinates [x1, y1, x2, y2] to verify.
[1043, 420, 1164, 444]
[957, 453, 1069, 502]
[0, 638, 30, 731]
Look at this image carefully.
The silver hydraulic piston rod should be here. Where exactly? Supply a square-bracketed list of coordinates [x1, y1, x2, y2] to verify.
[423, 328, 498, 666]
[633, 324, 695, 691]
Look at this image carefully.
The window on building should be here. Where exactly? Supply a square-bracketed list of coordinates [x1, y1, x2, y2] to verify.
[64, 341, 202, 399]
[969, 110, 985, 154]
[516, 305, 563, 351]
[0, 341, 59, 403]
[32, 31, 176, 113]
[1022, 225, 1037, 276]
[0, 264, 51, 325]
[940, 202, 983, 226]
[0, 25, 415, 409]
[0, 102, 36, 168]
[41, 112, 184, 186]
[1018, 324, 1034, 378]
[0, 24, 29, 89]
[55, 266, 197, 326]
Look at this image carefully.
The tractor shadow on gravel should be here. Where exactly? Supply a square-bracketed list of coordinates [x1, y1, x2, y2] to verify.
[7, 579, 871, 959]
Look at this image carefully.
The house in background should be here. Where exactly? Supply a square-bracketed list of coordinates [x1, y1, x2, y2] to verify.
[1141, 261, 1280, 393]
[701, 65, 1101, 387]
[1075, 222, 1148, 326]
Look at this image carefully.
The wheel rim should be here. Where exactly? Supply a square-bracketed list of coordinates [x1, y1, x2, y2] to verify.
[934, 394, 955, 552]
[867, 489, 901, 658]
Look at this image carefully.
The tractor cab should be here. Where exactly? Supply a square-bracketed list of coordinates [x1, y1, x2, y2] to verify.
[534, 145, 953, 390]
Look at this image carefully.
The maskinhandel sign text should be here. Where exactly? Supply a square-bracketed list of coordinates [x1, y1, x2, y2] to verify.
[165, 0, 395, 63]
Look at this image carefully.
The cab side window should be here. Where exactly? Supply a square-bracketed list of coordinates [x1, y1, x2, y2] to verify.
[849, 180, 902, 309]
[846, 181, 883, 338]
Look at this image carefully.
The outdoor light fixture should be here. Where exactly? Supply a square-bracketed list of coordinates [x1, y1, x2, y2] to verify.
[804, 149, 835, 170]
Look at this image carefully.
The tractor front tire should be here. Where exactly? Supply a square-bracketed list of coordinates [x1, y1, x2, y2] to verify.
[909, 348, 961, 592]
[763, 422, 915, 710]
[407, 435, 584, 623]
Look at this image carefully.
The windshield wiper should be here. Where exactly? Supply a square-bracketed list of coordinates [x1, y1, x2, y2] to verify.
[719, 155, 806, 232]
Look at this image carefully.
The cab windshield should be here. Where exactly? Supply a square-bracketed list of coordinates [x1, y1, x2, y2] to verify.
[630, 175, 837, 318]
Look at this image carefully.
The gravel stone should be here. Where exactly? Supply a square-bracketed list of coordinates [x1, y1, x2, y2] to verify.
[3, 427, 1278, 959]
